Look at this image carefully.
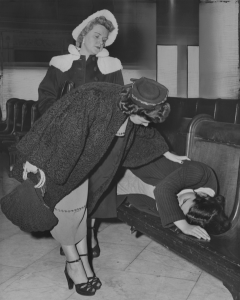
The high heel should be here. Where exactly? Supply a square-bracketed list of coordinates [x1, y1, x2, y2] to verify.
[64, 265, 74, 290]
[64, 258, 96, 296]
[88, 226, 100, 258]
[79, 254, 102, 290]
[88, 276, 102, 290]
[91, 243, 100, 258]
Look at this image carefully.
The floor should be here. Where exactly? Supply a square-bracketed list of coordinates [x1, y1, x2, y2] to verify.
[0, 153, 233, 300]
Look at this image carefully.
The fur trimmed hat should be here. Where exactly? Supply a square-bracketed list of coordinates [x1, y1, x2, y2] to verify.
[72, 9, 118, 47]
[130, 77, 169, 109]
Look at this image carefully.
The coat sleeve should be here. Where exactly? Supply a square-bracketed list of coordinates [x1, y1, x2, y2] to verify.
[16, 92, 90, 185]
[122, 126, 169, 168]
[37, 66, 65, 116]
[104, 69, 124, 86]
[112, 70, 124, 85]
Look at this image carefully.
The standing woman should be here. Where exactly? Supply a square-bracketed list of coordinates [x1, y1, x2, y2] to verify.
[36, 9, 124, 254]
[37, 9, 123, 115]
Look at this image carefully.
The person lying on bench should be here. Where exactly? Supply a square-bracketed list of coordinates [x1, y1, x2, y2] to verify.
[118, 157, 231, 241]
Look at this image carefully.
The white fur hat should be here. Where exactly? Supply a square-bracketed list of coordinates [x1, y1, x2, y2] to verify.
[72, 9, 118, 47]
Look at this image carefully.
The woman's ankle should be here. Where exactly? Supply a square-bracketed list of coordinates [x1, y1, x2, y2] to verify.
[67, 261, 88, 283]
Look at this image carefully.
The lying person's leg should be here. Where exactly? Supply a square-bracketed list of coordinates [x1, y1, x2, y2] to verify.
[131, 156, 182, 186]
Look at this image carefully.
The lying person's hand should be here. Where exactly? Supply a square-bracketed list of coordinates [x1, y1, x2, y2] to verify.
[23, 161, 46, 189]
[174, 219, 210, 241]
[163, 151, 190, 164]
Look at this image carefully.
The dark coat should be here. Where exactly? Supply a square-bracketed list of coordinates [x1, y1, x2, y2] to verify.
[37, 55, 124, 115]
[13, 82, 169, 214]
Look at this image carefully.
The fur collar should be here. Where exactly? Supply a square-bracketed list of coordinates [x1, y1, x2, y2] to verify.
[50, 44, 122, 75]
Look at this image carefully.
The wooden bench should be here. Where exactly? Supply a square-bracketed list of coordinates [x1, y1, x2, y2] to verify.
[117, 113, 240, 300]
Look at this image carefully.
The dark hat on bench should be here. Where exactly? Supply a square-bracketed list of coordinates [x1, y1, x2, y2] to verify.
[0, 179, 58, 232]
[130, 77, 169, 109]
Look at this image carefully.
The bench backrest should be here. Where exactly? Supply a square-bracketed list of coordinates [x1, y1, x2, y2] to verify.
[166, 97, 240, 123]
[186, 114, 240, 222]
[158, 97, 240, 156]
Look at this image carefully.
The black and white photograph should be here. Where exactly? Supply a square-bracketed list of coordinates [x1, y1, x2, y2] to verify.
[0, 1, 239, 299]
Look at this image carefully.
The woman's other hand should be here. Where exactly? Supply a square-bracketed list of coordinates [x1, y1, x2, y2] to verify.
[163, 151, 190, 164]
[23, 161, 46, 188]
[174, 219, 210, 241]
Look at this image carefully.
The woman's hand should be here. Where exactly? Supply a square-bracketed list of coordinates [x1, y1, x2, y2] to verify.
[23, 161, 46, 188]
[174, 219, 210, 241]
[163, 151, 190, 164]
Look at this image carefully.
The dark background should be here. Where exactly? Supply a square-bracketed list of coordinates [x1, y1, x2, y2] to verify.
[0, 0, 199, 68]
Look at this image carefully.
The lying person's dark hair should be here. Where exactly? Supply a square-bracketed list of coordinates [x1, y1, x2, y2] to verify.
[186, 194, 231, 235]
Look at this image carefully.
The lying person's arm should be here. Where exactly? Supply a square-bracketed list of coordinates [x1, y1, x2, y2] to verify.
[117, 167, 211, 240]
[174, 219, 210, 240]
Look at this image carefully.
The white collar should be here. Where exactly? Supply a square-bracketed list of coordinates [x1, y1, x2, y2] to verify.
[177, 187, 215, 197]
[116, 118, 129, 136]
[50, 45, 121, 74]
[177, 187, 215, 208]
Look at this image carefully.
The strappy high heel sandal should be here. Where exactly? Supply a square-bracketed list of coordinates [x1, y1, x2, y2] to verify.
[64, 258, 96, 296]
[79, 253, 102, 290]
[88, 226, 100, 258]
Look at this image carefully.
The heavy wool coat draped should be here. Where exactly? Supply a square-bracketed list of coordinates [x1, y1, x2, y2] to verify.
[12, 82, 169, 213]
